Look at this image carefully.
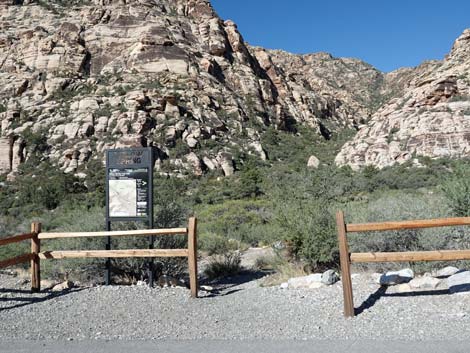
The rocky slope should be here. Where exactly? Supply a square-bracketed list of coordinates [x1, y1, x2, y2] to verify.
[0, 0, 405, 178]
[336, 30, 470, 170]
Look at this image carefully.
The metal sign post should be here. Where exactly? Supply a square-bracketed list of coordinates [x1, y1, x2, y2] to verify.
[105, 148, 154, 286]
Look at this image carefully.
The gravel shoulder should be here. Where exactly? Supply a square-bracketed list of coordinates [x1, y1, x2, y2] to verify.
[1, 270, 470, 341]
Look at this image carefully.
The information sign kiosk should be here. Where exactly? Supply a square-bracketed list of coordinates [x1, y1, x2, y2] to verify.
[105, 148, 154, 286]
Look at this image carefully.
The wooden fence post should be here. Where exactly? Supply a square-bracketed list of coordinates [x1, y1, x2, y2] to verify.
[187, 217, 198, 298]
[31, 222, 41, 293]
[336, 211, 354, 317]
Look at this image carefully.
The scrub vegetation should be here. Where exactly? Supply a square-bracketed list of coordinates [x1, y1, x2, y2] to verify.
[0, 127, 469, 282]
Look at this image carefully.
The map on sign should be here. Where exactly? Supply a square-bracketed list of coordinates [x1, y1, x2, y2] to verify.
[108, 168, 149, 218]
[109, 179, 137, 217]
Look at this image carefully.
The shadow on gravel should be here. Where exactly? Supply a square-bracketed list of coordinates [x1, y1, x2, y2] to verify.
[0, 288, 85, 312]
[355, 286, 454, 316]
[201, 270, 271, 298]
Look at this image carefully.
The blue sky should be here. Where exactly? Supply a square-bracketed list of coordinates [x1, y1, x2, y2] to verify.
[211, 0, 470, 72]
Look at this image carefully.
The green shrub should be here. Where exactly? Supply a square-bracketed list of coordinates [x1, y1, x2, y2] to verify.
[199, 232, 237, 255]
[0, 161, 86, 216]
[196, 199, 270, 237]
[441, 165, 470, 216]
[275, 200, 338, 270]
[225, 222, 282, 247]
[203, 252, 242, 280]
[345, 190, 470, 272]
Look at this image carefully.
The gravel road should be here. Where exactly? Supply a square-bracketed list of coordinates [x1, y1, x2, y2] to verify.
[1, 271, 470, 341]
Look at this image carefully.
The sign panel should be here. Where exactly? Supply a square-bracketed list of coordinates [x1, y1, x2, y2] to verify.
[108, 168, 149, 217]
[106, 148, 153, 221]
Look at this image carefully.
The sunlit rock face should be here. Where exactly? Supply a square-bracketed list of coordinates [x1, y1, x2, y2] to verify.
[3, 0, 465, 177]
[336, 29, 470, 170]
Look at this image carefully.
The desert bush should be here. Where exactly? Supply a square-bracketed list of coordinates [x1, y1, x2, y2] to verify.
[441, 164, 470, 216]
[203, 251, 242, 280]
[275, 199, 338, 270]
[225, 222, 283, 247]
[199, 232, 239, 255]
[258, 258, 308, 287]
[345, 190, 470, 272]
[0, 161, 87, 216]
[196, 199, 271, 238]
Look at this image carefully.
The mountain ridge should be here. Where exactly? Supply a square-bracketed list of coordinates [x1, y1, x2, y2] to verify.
[0, 0, 467, 179]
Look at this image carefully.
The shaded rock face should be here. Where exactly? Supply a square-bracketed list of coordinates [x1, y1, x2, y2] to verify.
[336, 29, 470, 170]
[0, 0, 396, 177]
[252, 50, 389, 131]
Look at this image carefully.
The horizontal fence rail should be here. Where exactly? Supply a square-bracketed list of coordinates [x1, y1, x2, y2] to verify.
[337, 211, 470, 318]
[350, 250, 470, 263]
[0, 233, 34, 246]
[346, 217, 470, 233]
[0, 231, 37, 272]
[0, 253, 33, 269]
[38, 228, 188, 239]
[0, 218, 199, 298]
[39, 249, 190, 259]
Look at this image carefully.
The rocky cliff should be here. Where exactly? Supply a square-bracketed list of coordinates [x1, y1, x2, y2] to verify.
[2, 0, 466, 178]
[336, 30, 470, 170]
[0, 0, 404, 178]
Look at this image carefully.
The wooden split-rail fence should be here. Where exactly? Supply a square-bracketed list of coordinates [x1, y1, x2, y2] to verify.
[337, 211, 470, 317]
[0, 217, 198, 297]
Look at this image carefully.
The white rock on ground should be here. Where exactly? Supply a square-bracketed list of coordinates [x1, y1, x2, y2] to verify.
[321, 270, 339, 285]
[285, 270, 339, 289]
[408, 276, 440, 290]
[396, 283, 412, 293]
[447, 271, 470, 294]
[287, 274, 322, 289]
[307, 155, 320, 169]
[51, 280, 74, 292]
[380, 268, 414, 285]
[435, 266, 460, 278]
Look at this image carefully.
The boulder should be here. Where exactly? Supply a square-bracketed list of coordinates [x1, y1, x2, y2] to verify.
[186, 136, 199, 148]
[408, 276, 440, 290]
[51, 280, 74, 292]
[447, 271, 470, 294]
[202, 156, 217, 171]
[321, 269, 339, 285]
[0, 137, 11, 173]
[435, 266, 460, 278]
[307, 155, 320, 169]
[287, 274, 322, 289]
[164, 101, 180, 118]
[185, 152, 204, 176]
[200, 285, 214, 292]
[78, 98, 99, 113]
[216, 152, 234, 176]
[379, 268, 414, 285]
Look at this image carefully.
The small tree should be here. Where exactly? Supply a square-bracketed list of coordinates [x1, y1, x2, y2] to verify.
[441, 165, 470, 217]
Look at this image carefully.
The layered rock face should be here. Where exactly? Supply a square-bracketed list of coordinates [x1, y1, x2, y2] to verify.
[336, 30, 470, 170]
[3, 0, 466, 176]
[253, 50, 386, 130]
[0, 0, 395, 177]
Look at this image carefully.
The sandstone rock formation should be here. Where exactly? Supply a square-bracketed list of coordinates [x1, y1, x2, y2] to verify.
[1, 1, 469, 176]
[336, 30, 470, 169]
[0, 0, 400, 177]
